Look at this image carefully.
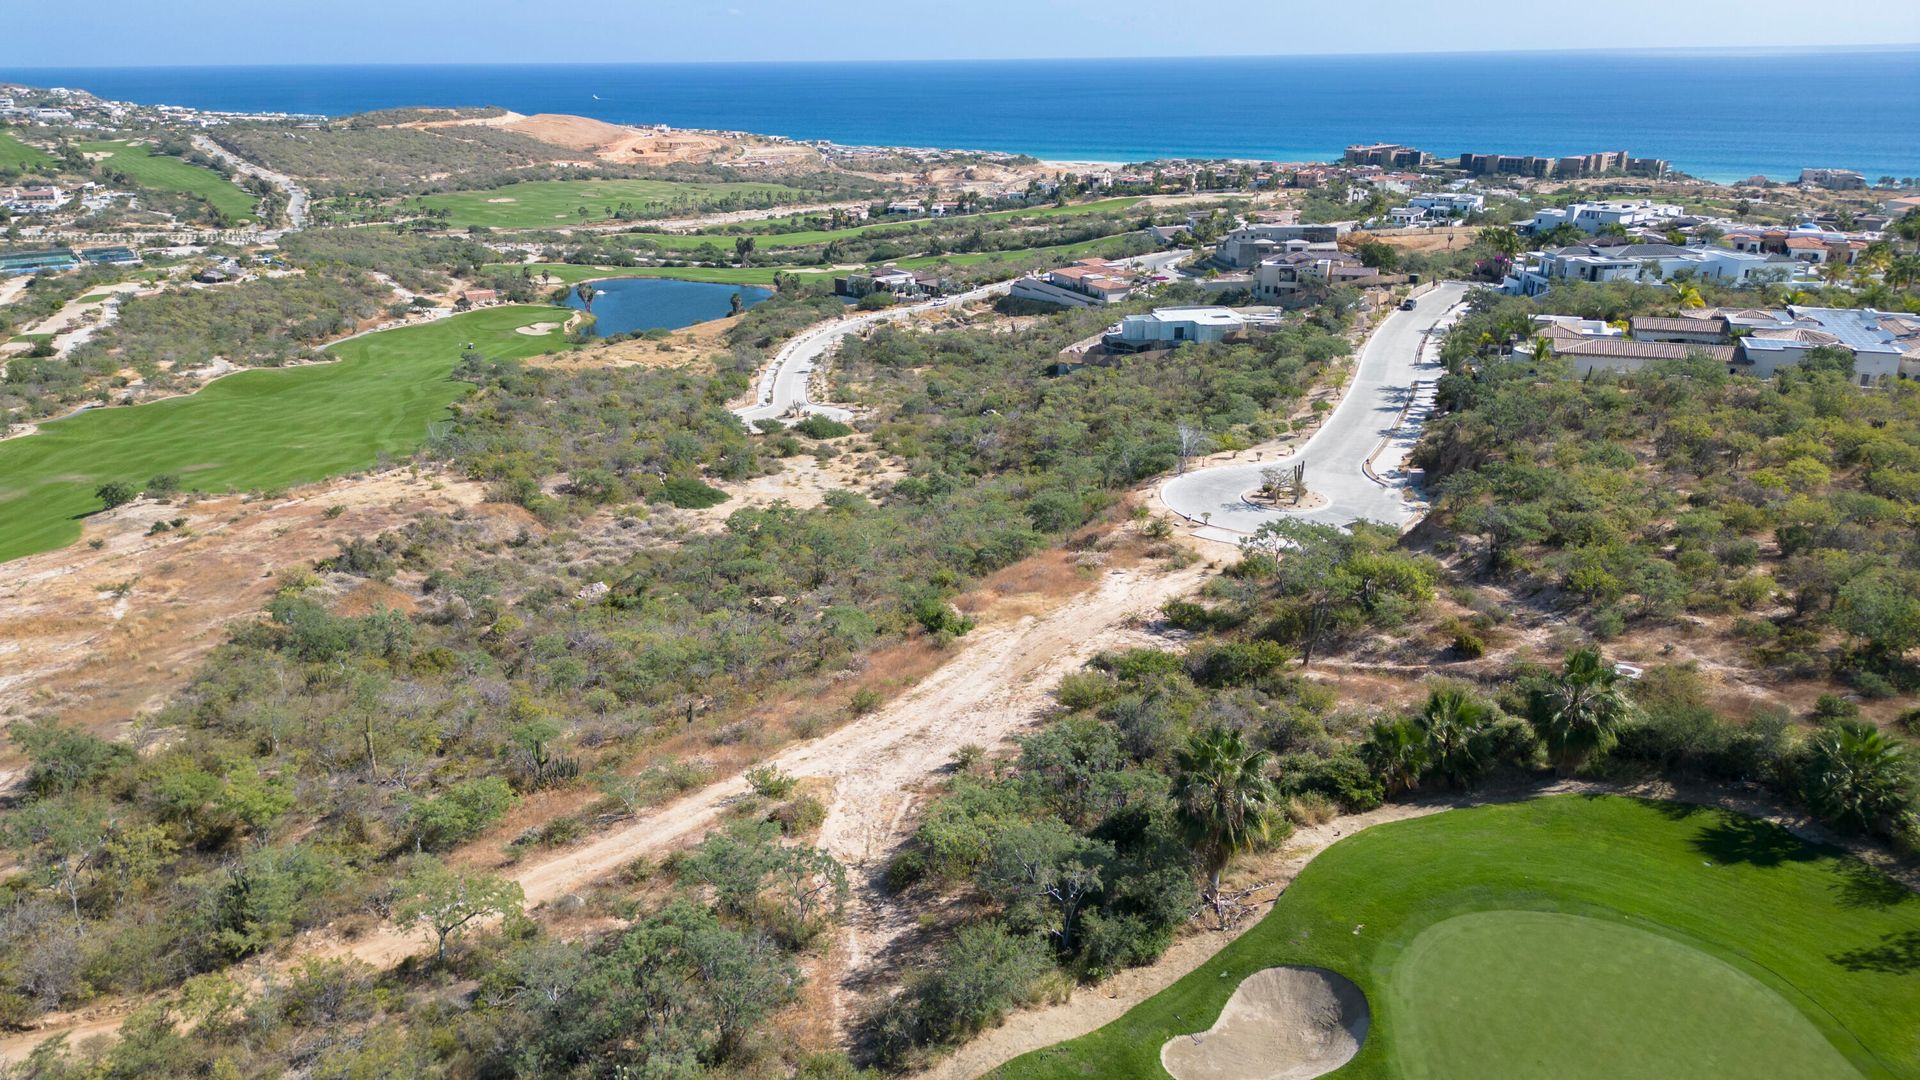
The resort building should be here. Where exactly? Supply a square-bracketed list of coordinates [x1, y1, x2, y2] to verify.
[1344, 143, 1431, 168]
[1799, 168, 1868, 190]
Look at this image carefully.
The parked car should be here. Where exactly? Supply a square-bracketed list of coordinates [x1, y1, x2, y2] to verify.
[1399, 298, 1418, 310]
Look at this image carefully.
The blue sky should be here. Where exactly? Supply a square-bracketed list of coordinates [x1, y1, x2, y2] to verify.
[6, 0, 1917, 65]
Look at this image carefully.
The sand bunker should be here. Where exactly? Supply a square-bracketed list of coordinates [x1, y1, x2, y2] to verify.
[485, 197, 517, 204]
[1161, 966, 1369, 1080]
[515, 322, 561, 336]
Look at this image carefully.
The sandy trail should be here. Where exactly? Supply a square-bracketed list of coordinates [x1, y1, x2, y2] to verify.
[301, 558, 1205, 975]
[0, 554, 1203, 1062]
[821, 562, 1206, 1029]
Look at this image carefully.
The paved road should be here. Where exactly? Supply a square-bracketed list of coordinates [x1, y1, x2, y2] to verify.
[735, 248, 1184, 428]
[1161, 281, 1468, 539]
[192, 135, 309, 233]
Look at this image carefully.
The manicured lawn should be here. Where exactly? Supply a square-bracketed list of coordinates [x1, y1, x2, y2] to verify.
[412, 178, 811, 229]
[894, 232, 1144, 269]
[999, 796, 1920, 1079]
[695, 196, 1146, 247]
[0, 306, 564, 563]
[485, 262, 831, 286]
[0, 129, 55, 171]
[79, 141, 258, 222]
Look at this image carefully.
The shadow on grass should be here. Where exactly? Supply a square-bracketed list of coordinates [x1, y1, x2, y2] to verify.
[1830, 929, 1920, 974]
[1690, 812, 1821, 868]
[1829, 858, 1916, 911]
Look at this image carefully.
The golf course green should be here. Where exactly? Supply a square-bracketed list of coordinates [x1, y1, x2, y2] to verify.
[999, 796, 1920, 1079]
[0, 306, 564, 563]
[413, 178, 810, 229]
[79, 141, 259, 222]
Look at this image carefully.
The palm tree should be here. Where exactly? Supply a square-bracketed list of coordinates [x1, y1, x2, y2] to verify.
[1174, 726, 1275, 924]
[1529, 648, 1634, 777]
[1416, 684, 1493, 789]
[1359, 715, 1431, 796]
[1802, 720, 1913, 832]
[573, 281, 595, 313]
[734, 236, 756, 268]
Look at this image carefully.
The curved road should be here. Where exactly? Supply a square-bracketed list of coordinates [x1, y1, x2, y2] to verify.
[735, 248, 1185, 428]
[191, 134, 309, 234]
[1162, 281, 1467, 539]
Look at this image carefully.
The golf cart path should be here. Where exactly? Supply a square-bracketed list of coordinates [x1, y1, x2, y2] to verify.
[1162, 281, 1467, 539]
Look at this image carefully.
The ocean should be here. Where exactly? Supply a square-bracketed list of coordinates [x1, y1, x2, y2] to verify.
[6, 51, 1918, 183]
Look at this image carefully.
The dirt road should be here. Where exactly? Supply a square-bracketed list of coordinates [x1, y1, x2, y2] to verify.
[303, 558, 1204, 975]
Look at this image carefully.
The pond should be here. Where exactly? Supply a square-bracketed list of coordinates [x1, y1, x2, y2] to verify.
[563, 277, 772, 337]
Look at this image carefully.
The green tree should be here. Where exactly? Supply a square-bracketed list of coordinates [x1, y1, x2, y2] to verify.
[393, 857, 523, 968]
[95, 480, 137, 510]
[1416, 684, 1494, 789]
[1834, 568, 1920, 660]
[1173, 725, 1275, 922]
[1801, 720, 1914, 832]
[1359, 715, 1431, 796]
[1529, 648, 1634, 777]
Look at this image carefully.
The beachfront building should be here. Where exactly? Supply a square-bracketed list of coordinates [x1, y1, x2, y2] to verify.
[1103, 306, 1245, 352]
[1345, 143, 1431, 168]
[1800, 168, 1868, 191]
[1527, 200, 1684, 235]
[1459, 150, 1668, 179]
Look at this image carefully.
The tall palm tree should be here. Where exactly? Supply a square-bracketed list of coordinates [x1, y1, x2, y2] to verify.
[1416, 684, 1493, 789]
[572, 281, 595, 313]
[1360, 715, 1431, 796]
[1174, 726, 1274, 924]
[1529, 648, 1634, 777]
[1803, 720, 1913, 832]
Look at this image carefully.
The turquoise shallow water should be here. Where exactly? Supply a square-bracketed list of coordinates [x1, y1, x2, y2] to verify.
[8, 51, 1918, 182]
[562, 278, 770, 337]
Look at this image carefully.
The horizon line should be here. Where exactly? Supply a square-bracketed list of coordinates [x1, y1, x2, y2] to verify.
[5, 42, 1919, 71]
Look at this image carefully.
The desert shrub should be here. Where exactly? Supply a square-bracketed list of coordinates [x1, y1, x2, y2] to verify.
[792, 415, 854, 439]
[656, 474, 728, 509]
[1276, 750, 1383, 812]
[404, 776, 515, 852]
[868, 922, 1052, 1066]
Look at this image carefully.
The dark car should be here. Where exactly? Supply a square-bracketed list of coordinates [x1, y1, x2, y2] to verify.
[1399, 298, 1418, 310]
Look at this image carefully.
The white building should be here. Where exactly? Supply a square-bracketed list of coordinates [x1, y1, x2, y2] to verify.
[1503, 243, 1801, 296]
[1529, 200, 1684, 235]
[1105, 307, 1245, 351]
[1409, 192, 1485, 217]
[1737, 306, 1918, 384]
[1215, 222, 1355, 268]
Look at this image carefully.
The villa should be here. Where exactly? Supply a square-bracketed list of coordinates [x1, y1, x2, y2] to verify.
[1104, 306, 1245, 352]
[1502, 242, 1801, 295]
[1008, 258, 1146, 308]
[1527, 200, 1684, 235]
[1216, 221, 1356, 268]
